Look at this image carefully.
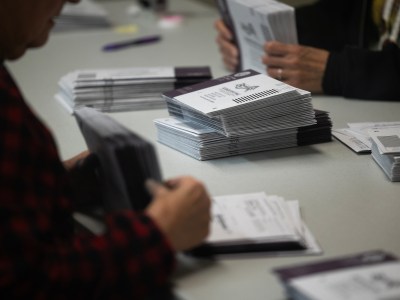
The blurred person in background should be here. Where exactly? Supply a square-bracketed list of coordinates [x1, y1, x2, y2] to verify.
[215, 0, 400, 100]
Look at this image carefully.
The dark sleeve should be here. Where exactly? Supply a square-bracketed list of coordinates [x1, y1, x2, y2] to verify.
[295, 0, 372, 51]
[322, 43, 400, 100]
[1, 196, 176, 299]
[54, 211, 177, 299]
[66, 153, 104, 211]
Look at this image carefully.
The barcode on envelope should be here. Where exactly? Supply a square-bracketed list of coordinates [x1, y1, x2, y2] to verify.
[232, 89, 278, 104]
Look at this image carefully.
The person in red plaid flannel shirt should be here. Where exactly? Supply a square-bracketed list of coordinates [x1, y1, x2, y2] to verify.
[0, 0, 211, 298]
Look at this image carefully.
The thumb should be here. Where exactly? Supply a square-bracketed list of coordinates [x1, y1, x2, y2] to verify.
[145, 179, 169, 198]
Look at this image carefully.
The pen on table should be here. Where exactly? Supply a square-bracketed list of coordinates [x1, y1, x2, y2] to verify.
[102, 34, 162, 52]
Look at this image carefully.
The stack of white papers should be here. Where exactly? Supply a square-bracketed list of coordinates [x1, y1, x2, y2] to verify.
[56, 66, 212, 113]
[189, 192, 321, 256]
[274, 250, 400, 300]
[163, 70, 315, 136]
[157, 70, 331, 159]
[155, 117, 296, 160]
[216, 0, 297, 73]
[54, 0, 111, 31]
[332, 121, 400, 153]
[369, 128, 400, 181]
[155, 109, 331, 160]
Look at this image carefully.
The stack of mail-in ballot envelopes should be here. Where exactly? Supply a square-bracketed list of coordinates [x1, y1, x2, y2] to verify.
[216, 0, 297, 73]
[56, 66, 212, 113]
[54, 0, 111, 31]
[155, 69, 332, 160]
[274, 250, 400, 300]
[369, 128, 400, 182]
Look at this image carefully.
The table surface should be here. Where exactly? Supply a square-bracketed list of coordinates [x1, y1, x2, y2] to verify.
[6, 1, 400, 299]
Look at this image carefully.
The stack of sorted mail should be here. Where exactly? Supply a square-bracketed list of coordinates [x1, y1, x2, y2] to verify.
[56, 66, 212, 113]
[274, 250, 400, 300]
[216, 0, 297, 73]
[190, 192, 321, 256]
[369, 128, 400, 182]
[54, 0, 111, 31]
[155, 69, 332, 160]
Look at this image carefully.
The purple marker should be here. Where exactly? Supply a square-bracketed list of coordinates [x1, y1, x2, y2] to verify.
[102, 35, 162, 52]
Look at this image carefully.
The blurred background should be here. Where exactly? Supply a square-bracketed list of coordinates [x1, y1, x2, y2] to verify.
[197, 0, 317, 7]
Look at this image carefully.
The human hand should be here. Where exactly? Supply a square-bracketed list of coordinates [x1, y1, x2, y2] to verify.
[262, 41, 329, 94]
[214, 19, 239, 72]
[145, 176, 211, 251]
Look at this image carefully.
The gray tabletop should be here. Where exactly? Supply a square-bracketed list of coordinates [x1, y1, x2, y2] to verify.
[6, 0, 400, 299]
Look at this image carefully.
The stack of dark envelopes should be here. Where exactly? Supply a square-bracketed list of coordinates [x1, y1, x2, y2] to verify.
[155, 69, 332, 160]
[56, 66, 212, 113]
[74, 107, 162, 211]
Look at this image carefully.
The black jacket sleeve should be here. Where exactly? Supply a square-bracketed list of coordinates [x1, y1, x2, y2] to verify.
[296, 0, 377, 51]
[323, 43, 400, 100]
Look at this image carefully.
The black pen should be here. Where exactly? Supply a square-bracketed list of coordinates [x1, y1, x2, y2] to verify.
[102, 35, 162, 52]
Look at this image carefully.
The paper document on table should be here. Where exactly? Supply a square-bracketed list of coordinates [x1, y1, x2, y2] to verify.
[208, 193, 301, 244]
[368, 127, 400, 154]
[368, 127, 400, 181]
[290, 262, 400, 300]
[331, 128, 371, 153]
[332, 121, 400, 153]
[274, 250, 400, 300]
[189, 192, 321, 256]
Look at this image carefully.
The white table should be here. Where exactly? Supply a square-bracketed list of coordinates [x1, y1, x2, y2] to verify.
[6, 1, 400, 299]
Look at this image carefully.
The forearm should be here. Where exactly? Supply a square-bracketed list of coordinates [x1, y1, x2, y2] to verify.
[323, 43, 400, 100]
